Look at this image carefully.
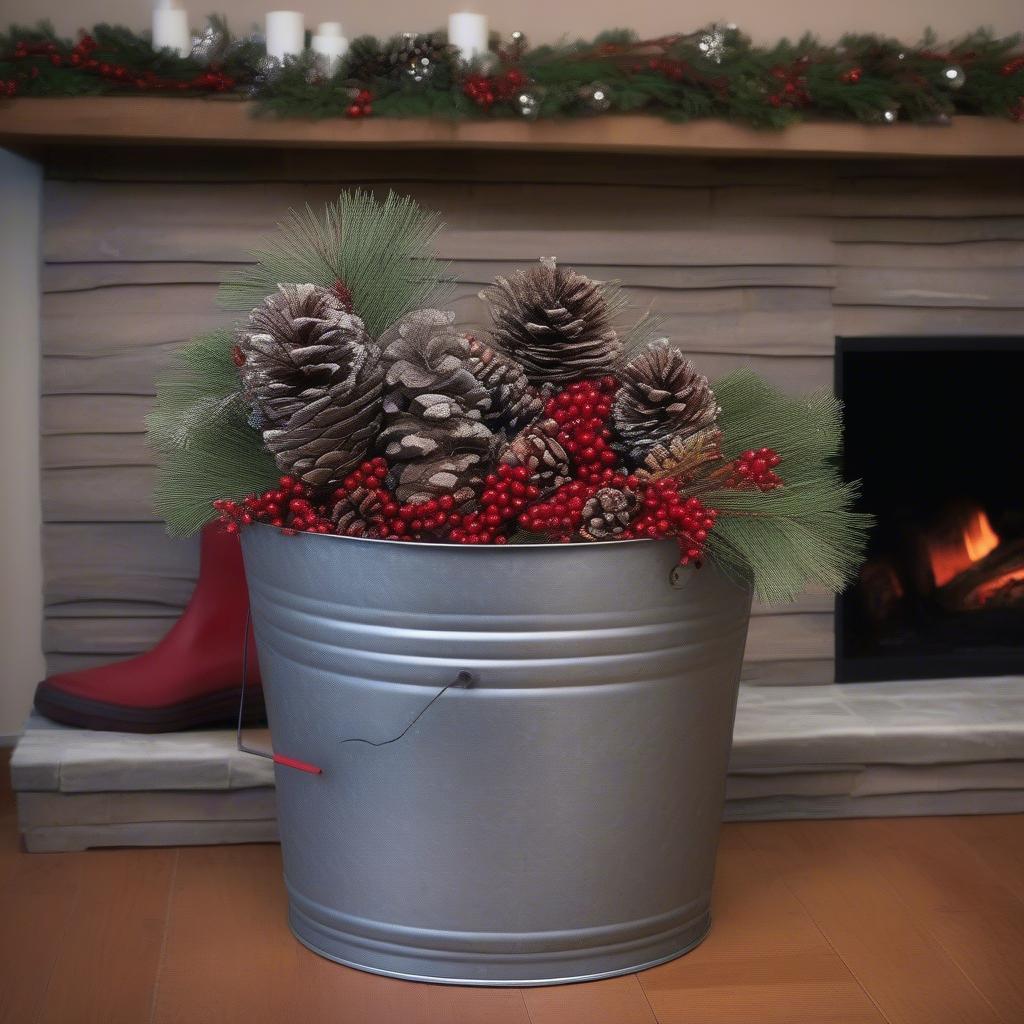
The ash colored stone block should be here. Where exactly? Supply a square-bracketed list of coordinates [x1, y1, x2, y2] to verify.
[22, 819, 279, 853]
[11, 713, 274, 793]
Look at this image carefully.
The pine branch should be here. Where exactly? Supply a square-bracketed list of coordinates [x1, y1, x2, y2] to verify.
[700, 369, 872, 603]
[146, 330, 246, 453]
[146, 330, 278, 536]
[152, 415, 279, 537]
[218, 189, 454, 339]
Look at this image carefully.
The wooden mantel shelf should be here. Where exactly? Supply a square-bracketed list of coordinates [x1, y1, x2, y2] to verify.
[2, 97, 1023, 159]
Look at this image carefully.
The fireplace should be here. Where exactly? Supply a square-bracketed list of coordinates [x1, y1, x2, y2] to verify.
[835, 337, 1024, 683]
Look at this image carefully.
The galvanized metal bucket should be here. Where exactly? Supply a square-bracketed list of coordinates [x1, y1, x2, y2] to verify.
[241, 524, 752, 986]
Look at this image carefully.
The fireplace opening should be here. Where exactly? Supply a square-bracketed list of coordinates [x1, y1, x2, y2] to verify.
[835, 337, 1024, 683]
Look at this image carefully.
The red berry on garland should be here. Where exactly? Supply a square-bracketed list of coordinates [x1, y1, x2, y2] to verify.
[840, 67, 862, 84]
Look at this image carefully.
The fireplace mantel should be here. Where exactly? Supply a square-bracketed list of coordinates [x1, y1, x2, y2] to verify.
[2, 98, 1024, 160]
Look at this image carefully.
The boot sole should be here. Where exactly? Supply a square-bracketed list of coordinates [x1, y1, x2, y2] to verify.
[33, 681, 266, 734]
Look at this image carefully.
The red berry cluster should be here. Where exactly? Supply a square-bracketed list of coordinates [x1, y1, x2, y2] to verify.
[518, 478, 613, 541]
[346, 89, 373, 118]
[626, 480, 717, 564]
[338, 456, 389, 495]
[334, 459, 471, 541]
[1001, 57, 1024, 76]
[214, 476, 332, 535]
[840, 66, 863, 84]
[545, 377, 620, 484]
[732, 448, 782, 490]
[455, 464, 540, 544]
[628, 56, 688, 81]
[0, 78, 16, 97]
[10, 34, 234, 92]
[767, 59, 811, 108]
[463, 67, 526, 109]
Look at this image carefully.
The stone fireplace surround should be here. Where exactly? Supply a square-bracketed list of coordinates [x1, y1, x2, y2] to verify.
[7, 114, 1024, 842]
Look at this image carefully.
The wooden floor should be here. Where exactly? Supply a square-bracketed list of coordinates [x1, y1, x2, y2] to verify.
[2, 757, 1023, 1024]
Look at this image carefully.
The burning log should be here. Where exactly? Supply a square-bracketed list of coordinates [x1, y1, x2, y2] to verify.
[936, 538, 1024, 611]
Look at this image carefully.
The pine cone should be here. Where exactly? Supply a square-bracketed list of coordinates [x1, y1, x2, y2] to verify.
[581, 487, 638, 540]
[332, 485, 383, 537]
[635, 429, 722, 483]
[384, 32, 451, 78]
[612, 341, 720, 457]
[237, 283, 385, 489]
[378, 309, 495, 504]
[499, 417, 571, 493]
[480, 259, 621, 385]
[465, 335, 545, 432]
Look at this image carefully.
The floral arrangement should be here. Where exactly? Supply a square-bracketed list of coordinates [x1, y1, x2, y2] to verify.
[148, 191, 869, 602]
[2, 18, 1023, 126]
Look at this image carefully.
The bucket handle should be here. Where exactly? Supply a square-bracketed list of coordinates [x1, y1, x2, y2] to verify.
[236, 611, 476, 775]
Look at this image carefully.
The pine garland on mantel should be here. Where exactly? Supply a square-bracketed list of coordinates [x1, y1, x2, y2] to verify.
[1, 17, 1023, 127]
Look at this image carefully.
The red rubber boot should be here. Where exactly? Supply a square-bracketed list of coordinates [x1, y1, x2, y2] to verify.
[34, 525, 263, 732]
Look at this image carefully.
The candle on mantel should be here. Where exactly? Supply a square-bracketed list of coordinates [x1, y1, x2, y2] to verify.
[311, 22, 349, 74]
[265, 10, 305, 61]
[447, 11, 488, 60]
[152, 0, 190, 58]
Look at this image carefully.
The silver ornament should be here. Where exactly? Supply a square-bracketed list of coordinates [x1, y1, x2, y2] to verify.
[697, 23, 728, 64]
[190, 25, 224, 62]
[580, 81, 611, 113]
[516, 90, 539, 119]
[881, 107, 898, 124]
[405, 55, 434, 84]
[941, 64, 966, 89]
[247, 53, 281, 96]
[510, 30, 527, 51]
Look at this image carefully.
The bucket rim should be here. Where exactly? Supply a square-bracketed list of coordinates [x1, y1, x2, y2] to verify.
[244, 520, 665, 552]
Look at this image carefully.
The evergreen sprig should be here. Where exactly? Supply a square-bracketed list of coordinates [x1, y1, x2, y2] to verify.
[219, 190, 453, 338]
[701, 370, 872, 603]
[147, 330, 278, 537]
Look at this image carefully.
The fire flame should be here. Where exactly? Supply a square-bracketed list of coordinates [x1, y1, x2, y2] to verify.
[926, 505, 1000, 588]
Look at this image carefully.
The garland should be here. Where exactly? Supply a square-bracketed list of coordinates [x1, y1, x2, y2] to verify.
[1, 18, 1023, 127]
[148, 191, 871, 603]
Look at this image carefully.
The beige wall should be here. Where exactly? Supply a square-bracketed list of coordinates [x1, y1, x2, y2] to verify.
[0, 0, 1020, 47]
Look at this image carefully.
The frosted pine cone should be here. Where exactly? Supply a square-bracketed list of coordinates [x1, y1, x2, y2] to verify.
[465, 335, 544, 432]
[500, 418, 571, 493]
[612, 341, 720, 457]
[237, 283, 385, 489]
[580, 487, 639, 540]
[331, 485, 384, 536]
[480, 259, 621, 385]
[378, 309, 496, 504]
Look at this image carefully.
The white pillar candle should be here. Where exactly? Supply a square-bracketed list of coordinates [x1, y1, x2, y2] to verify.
[311, 22, 349, 74]
[447, 12, 488, 60]
[152, 1, 190, 58]
[265, 10, 305, 61]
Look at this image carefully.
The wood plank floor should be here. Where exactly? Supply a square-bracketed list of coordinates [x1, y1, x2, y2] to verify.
[2, 756, 1022, 1024]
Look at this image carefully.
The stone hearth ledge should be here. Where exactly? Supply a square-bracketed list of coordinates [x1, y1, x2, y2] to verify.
[10, 676, 1024, 849]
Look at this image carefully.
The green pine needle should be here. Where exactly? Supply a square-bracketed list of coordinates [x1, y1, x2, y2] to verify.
[152, 415, 279, 537]
[703, 369, 872, 603]
[218, 189, 454, 339]
[146, 329, 278, 536]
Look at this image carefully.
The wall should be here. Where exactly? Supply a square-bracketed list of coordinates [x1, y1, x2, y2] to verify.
[37, 147, 1024, 689]
[0, 0, 1020, 47]
[0, 147, 44, 740]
